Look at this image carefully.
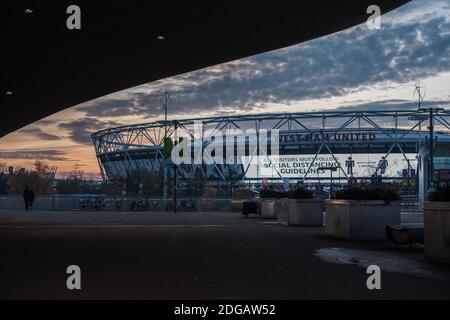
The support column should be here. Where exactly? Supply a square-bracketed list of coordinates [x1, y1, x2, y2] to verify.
[418, 145, 430, 211]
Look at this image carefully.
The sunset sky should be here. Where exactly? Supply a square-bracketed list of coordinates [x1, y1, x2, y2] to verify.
[1, 0, 449, 178]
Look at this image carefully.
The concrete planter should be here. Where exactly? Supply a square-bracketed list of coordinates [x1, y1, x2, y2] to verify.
[260, 198, 277, 219]
[424, 202, 450, 264]
[324, 199, 401, 240]
[288, 199, 324, 226]
[276, 198, 290, 225]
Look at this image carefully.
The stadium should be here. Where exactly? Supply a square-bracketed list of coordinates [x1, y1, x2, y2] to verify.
[92, 108, 450, 193]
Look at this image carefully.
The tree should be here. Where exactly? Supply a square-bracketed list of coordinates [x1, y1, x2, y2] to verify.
[105, 168, 167, 197]
[0, 162, 8, 194]
[56, 166, 84, 194]
[105, 179, 123, 197]
[7, 161, 55, 195]
[126, 168, 165, 197]
[0, 162, 6, 174]
[143, 170, 165, 197]
[182, 168, 206, 197]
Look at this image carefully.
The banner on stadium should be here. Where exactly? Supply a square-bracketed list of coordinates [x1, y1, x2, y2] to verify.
[242, 153, 417, 179]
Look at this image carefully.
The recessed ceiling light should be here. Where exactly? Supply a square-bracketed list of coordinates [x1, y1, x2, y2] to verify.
[157, 35, 165, 40]
[24, 8, 33, 14]
[6, 91, 13, 95]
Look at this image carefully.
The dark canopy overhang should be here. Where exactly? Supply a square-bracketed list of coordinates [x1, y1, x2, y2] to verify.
[1, 0, 410, 137]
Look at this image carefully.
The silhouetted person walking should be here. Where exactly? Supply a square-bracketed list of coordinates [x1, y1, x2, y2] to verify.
[29, 188, 35, 210]
[23, 187, 31, 210]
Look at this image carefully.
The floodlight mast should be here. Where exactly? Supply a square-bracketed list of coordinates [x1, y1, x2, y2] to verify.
[162, 91, 170, 136]
[413, 85, 442, 196]
[418, 88, 432, 188]
[426, 107, 445, 195]
[429, 107, 434, 193]
[414, 85, 425, 111]
[414, 85, 435, 194]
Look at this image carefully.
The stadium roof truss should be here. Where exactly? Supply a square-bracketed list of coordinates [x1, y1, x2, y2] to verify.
[92, 109, 450, 182]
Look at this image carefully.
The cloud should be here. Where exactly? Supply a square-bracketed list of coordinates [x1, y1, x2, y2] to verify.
[20, 128, 61, 141]
[33, 119, 56, 126]
[77, 99, 151, 118]
[77, 1, 450, 119]
[308, 98, 450, 130]
[327, 99, 450, 113]
[0, 150, 72, 161]
[76, 90, 264, 120]
[58, 118, 122, 144]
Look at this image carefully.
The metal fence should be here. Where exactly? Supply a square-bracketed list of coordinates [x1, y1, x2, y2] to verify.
[0, 195, 232, 212]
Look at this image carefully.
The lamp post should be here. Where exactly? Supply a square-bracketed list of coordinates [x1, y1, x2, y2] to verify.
[429, 107, 434, 190]
[427, 107, 444, 196]
[173, 120, 178, 213]
[161, 91, 170, 211]
[414, 107, 444, 197]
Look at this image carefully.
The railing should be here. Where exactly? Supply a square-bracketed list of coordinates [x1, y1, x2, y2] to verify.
[0, 194, 424, 213]
[0, 195, 232, 212]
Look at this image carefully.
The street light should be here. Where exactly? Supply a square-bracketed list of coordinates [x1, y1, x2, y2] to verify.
[161, 91, 171, 211]
[417, 107, 444, 197]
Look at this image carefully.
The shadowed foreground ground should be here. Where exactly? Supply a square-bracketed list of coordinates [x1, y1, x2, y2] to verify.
[0, 209, 449, 300]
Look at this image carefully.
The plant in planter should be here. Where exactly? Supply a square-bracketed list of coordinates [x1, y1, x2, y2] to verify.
[325, 185, 401, 240]
[288, 187, 314, 200]
[429, 185, 450, 202]
[282, 187, 323, 226]
[424, 185, 450, 264]
[334, 186, 400, 202]
[259, 189, 285, 199]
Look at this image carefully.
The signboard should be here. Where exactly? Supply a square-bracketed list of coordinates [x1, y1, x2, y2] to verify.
[402, 168, 416, 178]
[243, 153, 417, 179]
[279, 132, 376, 144]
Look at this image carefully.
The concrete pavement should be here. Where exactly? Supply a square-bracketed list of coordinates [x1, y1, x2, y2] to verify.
[0, 209, 449, 299]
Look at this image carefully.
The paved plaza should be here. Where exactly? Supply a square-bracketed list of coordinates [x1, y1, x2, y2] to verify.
[0, 209, 449, 299]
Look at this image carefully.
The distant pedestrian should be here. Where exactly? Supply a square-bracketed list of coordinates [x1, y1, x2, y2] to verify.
[29, 188, 35, 210]
[23, 186, 31, 211]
